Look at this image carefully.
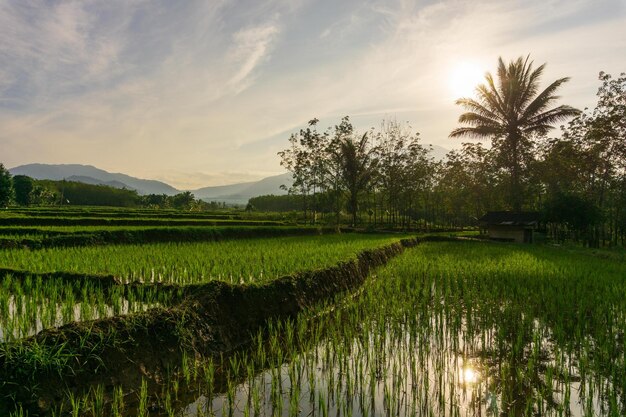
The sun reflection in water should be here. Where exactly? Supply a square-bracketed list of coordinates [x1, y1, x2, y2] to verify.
[460, 362, 480, 385]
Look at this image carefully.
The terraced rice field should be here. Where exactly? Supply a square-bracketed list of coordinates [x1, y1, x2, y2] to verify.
[0, 234, 405, 283]
[0, 233, 406, 342]
[1, 207, 623, 417]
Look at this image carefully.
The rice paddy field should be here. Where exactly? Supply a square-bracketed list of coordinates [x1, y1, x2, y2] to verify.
[0, 207, 624, 417]
[0, 234, 405, 284]
[136, 241, 625, 417]
[0, 234, 405, 342]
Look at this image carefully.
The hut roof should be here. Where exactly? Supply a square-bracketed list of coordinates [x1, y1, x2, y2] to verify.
[479, 211, 540, 226]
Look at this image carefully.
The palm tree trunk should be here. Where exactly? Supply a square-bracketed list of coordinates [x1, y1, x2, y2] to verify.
[509, 133, 523, 213]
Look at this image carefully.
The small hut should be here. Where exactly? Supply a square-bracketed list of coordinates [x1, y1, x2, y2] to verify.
[479, 211, 540, 243]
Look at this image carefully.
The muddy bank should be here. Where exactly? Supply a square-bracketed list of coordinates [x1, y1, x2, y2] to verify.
[0, 235, 460, 415]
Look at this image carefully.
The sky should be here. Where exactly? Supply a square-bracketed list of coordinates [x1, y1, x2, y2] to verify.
[1, 0, 625, 189]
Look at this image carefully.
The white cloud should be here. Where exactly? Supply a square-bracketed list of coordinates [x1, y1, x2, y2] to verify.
[227, 24, 280, 93]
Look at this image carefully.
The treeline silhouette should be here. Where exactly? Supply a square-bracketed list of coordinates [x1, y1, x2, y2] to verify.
[0, 175, 227, 210]
[274, 69, 625, 246]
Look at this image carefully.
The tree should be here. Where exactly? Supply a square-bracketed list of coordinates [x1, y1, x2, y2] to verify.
[0, 164, 13, 206]
[551, 72, 626, 246]
[30, 184, 58, 205]
[543, 193, 601, 244]
[326, 117, 354, 225]
[13, 175, 34, 206]
[169, 191, 195, 210]
[142, 194, 169, 208]
[450, 55, 579, 211]
[437, 143, 504, 225]
[278, 118, 330, 223]
[372, 120, 414, 226]
[339, 133, 377, 226]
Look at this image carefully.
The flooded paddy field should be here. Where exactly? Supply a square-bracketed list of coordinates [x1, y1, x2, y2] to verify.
[1, 239, 624, 416]
[147, 241, 625, 417]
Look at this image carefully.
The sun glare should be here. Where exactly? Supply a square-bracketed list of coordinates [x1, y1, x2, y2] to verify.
[462, 367, 479, 384]
[459, 362, 481, 385]
[448, 62, 485, 99]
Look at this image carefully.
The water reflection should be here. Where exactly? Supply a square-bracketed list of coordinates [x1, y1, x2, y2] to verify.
[0, 295, 160, 341]
[165, 318, 610, 417]
[460, 361, 480, 385]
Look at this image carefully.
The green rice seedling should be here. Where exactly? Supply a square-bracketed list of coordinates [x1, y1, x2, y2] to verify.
[89, 385, 105, 417]
[112, 386, 125, 417]
[68, 391, 82, 417]
[0, 273, 180, 342]
[8, 405, 25, 417]
[138, 378, 149, 417]
[0, 234, 407, 285]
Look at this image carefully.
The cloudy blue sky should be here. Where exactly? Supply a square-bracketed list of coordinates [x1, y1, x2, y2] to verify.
[1, 0, 625, 188]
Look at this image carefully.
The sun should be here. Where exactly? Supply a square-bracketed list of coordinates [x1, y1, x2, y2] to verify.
[448, 61, 485, 99]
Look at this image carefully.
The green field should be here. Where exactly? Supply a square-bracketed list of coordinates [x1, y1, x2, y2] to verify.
[0, 234, 405, 284]
[1, 207, 624, 417]
[0, 233, 407, 344]
[173, 241, 626, 417]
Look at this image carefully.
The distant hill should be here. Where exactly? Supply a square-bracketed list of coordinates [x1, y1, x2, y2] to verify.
[65, 175, 134, 190]
[8, 163, 293, 204]
[191, 173, 292, 204]
[9, 164, 178, 196]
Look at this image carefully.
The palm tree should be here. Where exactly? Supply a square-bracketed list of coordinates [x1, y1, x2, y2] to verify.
[450, 55, 580, 211]
[339, 133, 377, 226]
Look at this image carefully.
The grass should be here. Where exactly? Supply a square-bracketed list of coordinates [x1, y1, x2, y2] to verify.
[0, 234, 407, 285]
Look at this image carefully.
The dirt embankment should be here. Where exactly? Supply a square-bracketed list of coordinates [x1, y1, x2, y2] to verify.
[0, 235, 459, 415]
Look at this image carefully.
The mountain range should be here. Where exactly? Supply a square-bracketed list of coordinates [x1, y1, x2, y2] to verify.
[9, 163, 292, 204]
[9, 164, 179, 195]
[190, 173, 292, 203]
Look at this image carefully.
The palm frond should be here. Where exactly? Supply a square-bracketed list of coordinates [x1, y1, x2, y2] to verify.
[517, 62, 545, 110]
[458, 112, 501, 128]
[455, 97, 502, 121]
[524, 105, 581, 129]
[484, 73, 506, 114]
[520, 77, 571, 121]
[449, 126, 501, 139]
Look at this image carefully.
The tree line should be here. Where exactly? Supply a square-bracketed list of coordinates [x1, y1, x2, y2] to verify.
[276, 58, 625, 246]
[0, 173, 229, 210]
